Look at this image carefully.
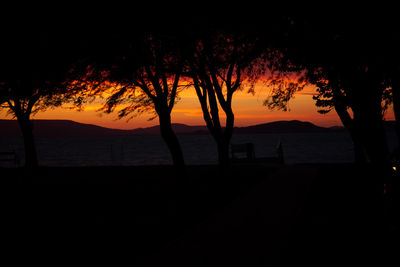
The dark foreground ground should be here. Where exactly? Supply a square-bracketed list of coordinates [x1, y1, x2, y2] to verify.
[1, 163, 393, 266]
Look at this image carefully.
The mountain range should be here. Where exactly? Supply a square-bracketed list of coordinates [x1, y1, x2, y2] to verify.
[0, 119, 350, 138]
[4, 119, 397, 138]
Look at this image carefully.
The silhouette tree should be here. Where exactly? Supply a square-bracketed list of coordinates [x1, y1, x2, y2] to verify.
[310, 73, 368, 163]
[0, 28, 80, 167]
[184, 24, 264, 166]
[77, 28, 188, 168]
[310, 68, 389, 164]
[263, 14, 392, 165]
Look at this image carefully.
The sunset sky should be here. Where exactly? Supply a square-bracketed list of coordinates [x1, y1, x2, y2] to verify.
[0, 84, 395, 130]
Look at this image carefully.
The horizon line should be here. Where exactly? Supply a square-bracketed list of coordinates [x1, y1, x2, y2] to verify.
[0, 118, 349, 131]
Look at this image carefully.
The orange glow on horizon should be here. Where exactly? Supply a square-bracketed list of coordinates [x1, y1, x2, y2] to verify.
[0, 83, 395, 130]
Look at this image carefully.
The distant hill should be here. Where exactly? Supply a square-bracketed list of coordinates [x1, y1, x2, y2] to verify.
[0, 120, 132, 138]
[130, 124, 208, 135]
[0, 119, 357, 139]
[233, 120, 333, 134]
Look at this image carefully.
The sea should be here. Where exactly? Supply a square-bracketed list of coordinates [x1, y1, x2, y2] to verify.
[0, 132, 398, 167]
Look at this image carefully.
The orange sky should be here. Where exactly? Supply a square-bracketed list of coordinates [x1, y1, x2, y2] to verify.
[0, 84, 395, 129]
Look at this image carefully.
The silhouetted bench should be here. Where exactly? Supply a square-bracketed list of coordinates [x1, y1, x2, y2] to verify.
[231, 143, 256, 160]
[230, 141, 284, 164]
[0, 151, 19, 166]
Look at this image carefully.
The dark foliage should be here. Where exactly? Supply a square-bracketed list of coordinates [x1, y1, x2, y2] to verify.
[0, 25, 86, 167]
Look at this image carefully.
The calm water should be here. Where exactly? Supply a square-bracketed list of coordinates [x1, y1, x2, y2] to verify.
[1, 132, 398, 166]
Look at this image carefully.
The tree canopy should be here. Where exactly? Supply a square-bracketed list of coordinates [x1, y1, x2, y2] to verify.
[263, 13, 400, 164]
[0, 26, 88, 167]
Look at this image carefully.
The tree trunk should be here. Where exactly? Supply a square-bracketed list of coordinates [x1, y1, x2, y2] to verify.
[334, 103, 367, 164]
[213, 111, 234, 167]
[353, 80, 389, 165]
[220, 111, 234, 166]
[347, 120, 367, 164]
[158, 112, 185, 168]
[216, 136, 230, 167]
[365, 118, 390, 164]
[352, 136, 367, 164]
[17, 117, 38, 168]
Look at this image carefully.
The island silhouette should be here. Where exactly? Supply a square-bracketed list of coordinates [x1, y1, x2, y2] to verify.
[0, 119, 349, 138]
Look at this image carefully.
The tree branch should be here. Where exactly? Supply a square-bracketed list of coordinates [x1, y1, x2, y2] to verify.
[144, 64, 163, 97]
[26, 93, 41, 116]
[168, 70, 181, 112]
[6, 100, 15, 113]
[227, 67, 241, 105]
[135, 74, 157, 101]
[192, 74, 216, 134]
